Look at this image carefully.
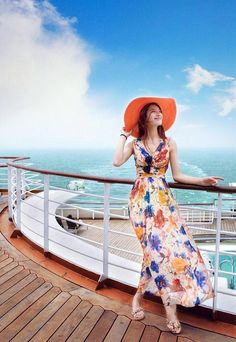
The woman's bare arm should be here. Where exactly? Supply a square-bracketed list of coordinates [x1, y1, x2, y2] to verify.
[169, 137, 224, 186]
[112, 137, 134, 167]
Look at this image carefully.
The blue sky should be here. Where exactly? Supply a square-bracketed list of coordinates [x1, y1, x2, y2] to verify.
[0, 0, 235, 149]
[52, 0, 236, 148]
[51, 0, 236, 94]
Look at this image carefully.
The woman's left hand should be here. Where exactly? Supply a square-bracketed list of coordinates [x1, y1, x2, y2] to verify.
[200, 176, 224, 186]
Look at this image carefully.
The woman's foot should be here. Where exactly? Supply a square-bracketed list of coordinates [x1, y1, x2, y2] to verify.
[164, 304, 182, 334]
[131, 292, 145, 320]
[166, 318, 182, 334]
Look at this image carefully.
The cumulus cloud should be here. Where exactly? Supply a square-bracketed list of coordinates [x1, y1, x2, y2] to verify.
[183, 64, 234, 93]
[215, 81, 236, 116]
[0, 0, 119, 149]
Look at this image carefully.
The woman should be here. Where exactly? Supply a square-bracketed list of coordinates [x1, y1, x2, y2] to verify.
[113, 97, 224, 334]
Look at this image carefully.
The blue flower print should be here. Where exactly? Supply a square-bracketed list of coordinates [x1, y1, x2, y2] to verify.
[180, 225, 186, 234]
[144, 191, 150, 203]
[184, 240, 196, 253]
[145, 155, 153, 164]
[194, 269, 206, 287]
[169, 205, 175, 213]
[162, 177, 170, 189]
[157, 141, 164, 151]
[143, 165, 151, 173]
[150, 260, 159, 273]
[154, 274, 169, 290]
[144, 204, 154, 218]
[134, 221, 145, 228]
[180, 252, 187, 259]
[147, 267, 152, 276]
[149, 233, 162, 251]
[139, 146, 147, 154]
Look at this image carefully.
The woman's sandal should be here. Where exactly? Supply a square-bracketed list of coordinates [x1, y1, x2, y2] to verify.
[131, 307, 145, 320]
[166, 318, 182, 334]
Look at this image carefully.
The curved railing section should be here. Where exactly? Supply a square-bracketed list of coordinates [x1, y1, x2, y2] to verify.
[4, 159, 236, 318]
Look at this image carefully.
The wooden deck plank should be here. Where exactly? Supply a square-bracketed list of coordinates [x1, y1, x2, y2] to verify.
[48, 299, 92, 342]
[66, 305, 104, 342]
[11, 291, 71, 342]
[0, 277, 45, 318]
[103, 315, 130, 342]
[173, 324, 236, 342]
[0, 259, 18, 278]
[18, 259, 79, 292]
[0, 257, 14, 270]
[0, 239, 29, 261]
[0, 269, 30, 295]
[0, 287, 61, 341]
[159, 331, 178, 341]
[122, 320, 145, 342]
[0, 263, 24, 285]
[86, 310, 118, 342]
[0, 272, 37, 305]
[140, 325, 161, 341]
[0, 281, 52, 333]
[30, 295, 81, 342]
[0, 253, 8, 263]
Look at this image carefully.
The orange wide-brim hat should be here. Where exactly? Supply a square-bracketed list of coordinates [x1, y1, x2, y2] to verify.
[123, 97, 177, 138]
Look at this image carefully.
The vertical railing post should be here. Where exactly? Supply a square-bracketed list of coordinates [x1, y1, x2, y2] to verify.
[43, 174, 50, 256]
[16, 168, 22, 231]
[212, 192, 222, 319]
[96, 182, 110, 289]
[7, 165, 13, 220]
[10, 167, 23, 238]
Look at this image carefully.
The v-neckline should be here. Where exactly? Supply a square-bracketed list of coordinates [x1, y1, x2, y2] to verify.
[139, 138, 164, 157]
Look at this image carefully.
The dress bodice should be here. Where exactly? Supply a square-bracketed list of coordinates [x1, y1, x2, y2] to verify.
[132, 137, 170, 177]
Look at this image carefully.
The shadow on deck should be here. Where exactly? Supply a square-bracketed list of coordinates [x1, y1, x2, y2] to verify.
[0, 208, 235, 341]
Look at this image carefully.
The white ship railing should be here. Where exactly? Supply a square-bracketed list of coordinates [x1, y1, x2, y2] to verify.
[3, 159, 236, 319]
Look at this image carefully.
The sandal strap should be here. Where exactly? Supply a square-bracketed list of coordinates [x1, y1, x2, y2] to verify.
[132, 307, 144, 314]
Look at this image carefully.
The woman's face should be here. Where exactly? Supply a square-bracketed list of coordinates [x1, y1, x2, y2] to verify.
[146, 104, 163, 126]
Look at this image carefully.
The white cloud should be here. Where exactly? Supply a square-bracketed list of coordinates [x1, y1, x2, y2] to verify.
[183, 64, 234, 93]
[176, 103, 191, 114]
[0, 0, 119, 149]
[217, 81, 236, 116]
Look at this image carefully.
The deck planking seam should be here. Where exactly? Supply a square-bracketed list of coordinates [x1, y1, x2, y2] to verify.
[0, 269, 31, 295]
[0, 286, 62, 341]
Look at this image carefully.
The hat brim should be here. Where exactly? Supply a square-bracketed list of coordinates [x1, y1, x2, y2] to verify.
[124, 97, 177, 138]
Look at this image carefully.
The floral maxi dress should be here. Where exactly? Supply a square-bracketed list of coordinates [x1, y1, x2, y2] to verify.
[127, 137, 215, 307]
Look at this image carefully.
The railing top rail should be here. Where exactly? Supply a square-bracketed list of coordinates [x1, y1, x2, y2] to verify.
[0, 156, 30, 168]
[7, 162, 236, 194]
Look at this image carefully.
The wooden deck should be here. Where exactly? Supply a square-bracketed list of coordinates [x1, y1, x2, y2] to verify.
[0, 210, 236, 341]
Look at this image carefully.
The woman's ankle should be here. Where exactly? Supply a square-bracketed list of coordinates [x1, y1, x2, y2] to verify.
[134, 291, 143, 299]
[132, 292, 143, 306]
[164, 304, 178, 321]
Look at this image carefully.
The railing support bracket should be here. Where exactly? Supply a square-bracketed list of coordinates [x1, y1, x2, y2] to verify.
[10, 229, 22, 238]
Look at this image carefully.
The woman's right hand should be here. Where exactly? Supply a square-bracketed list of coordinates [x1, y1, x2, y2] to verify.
[120, 126, 133, 137]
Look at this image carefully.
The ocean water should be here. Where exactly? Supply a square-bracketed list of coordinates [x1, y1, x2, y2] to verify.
[1, 147, 236, 206]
